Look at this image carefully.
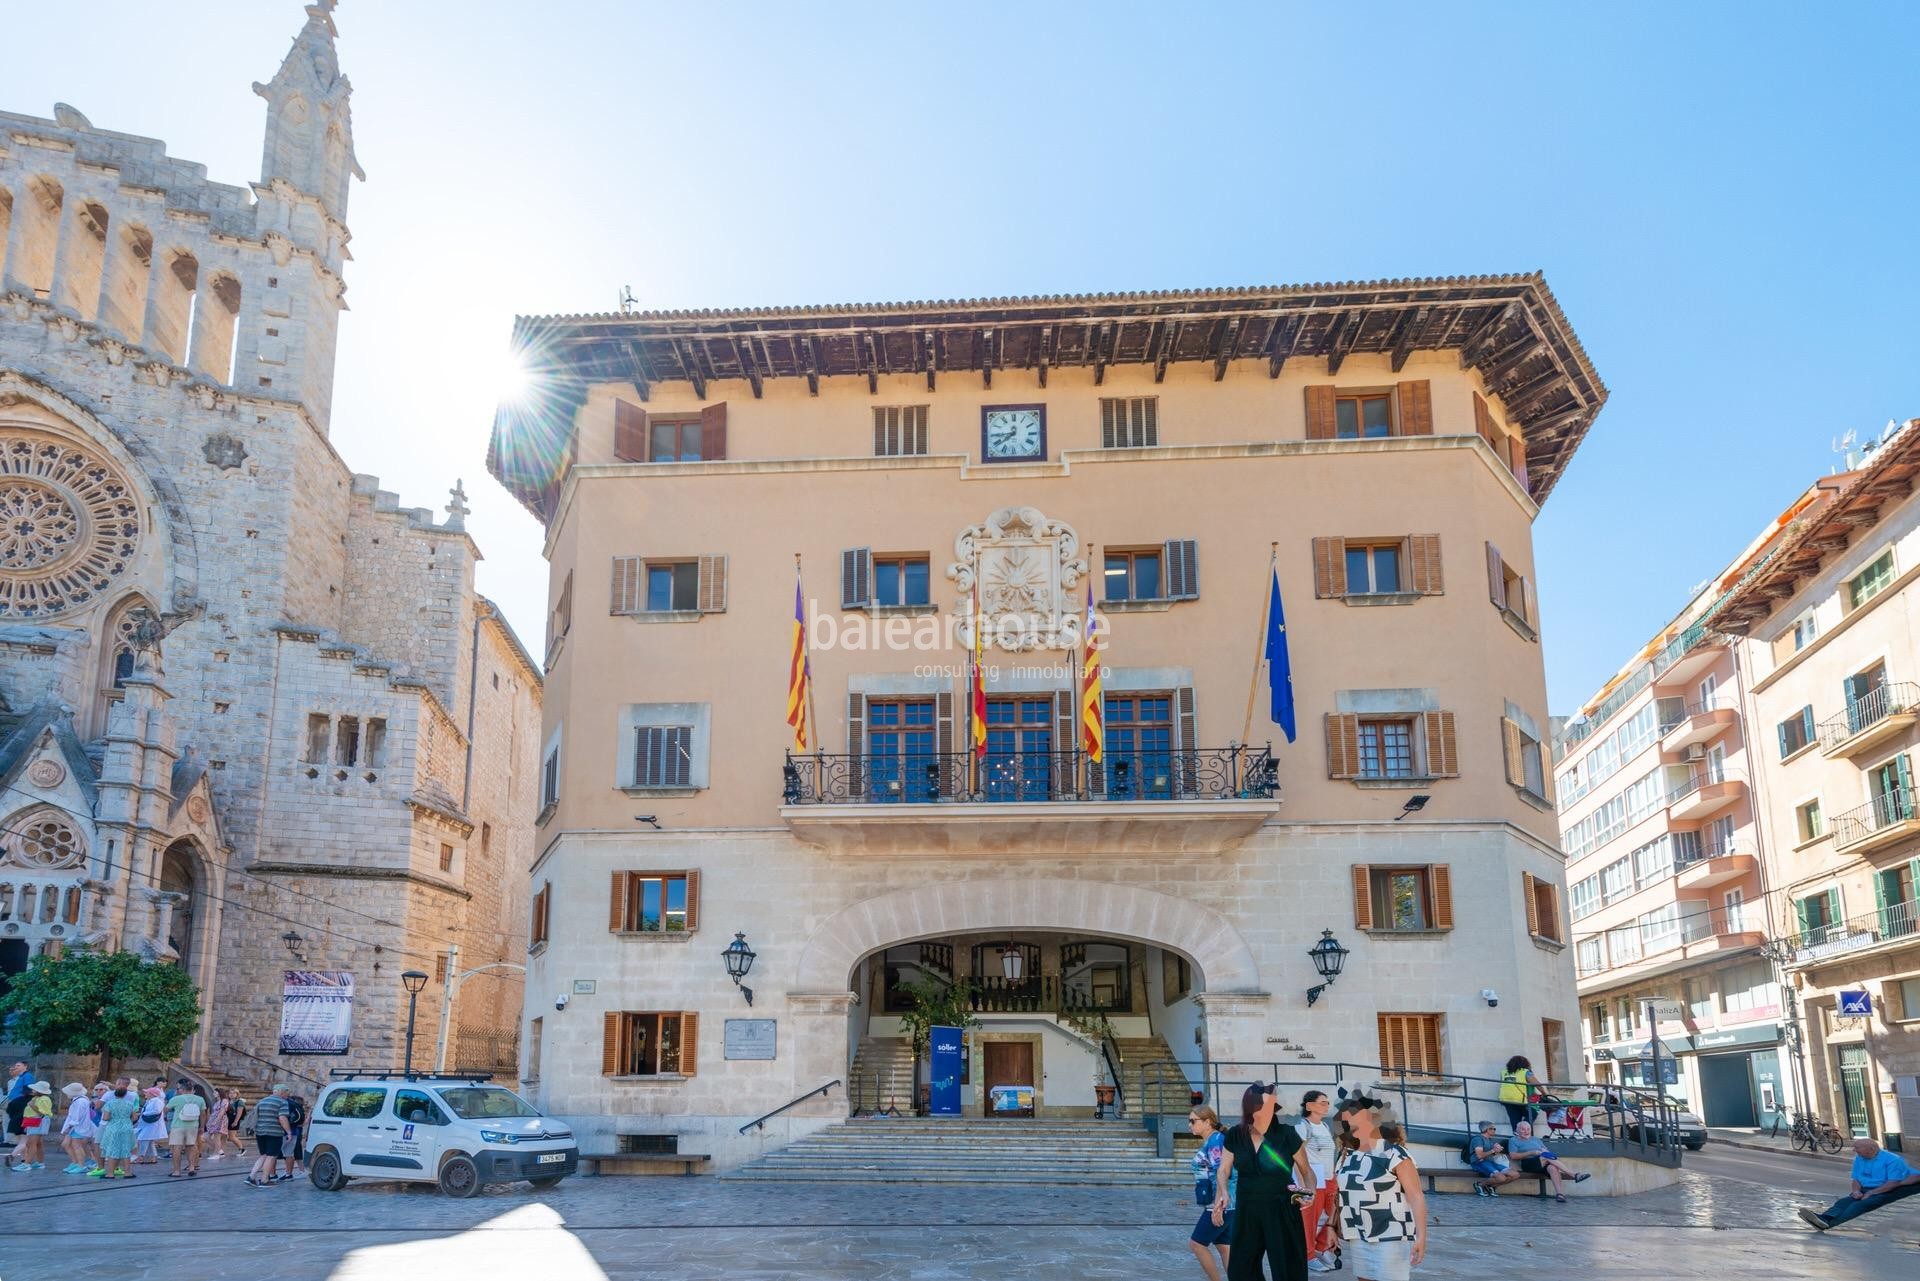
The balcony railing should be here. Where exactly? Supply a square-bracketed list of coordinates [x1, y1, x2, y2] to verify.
[966, 974, 1131, 1016]
[782, 745, 1278, 805]
[1673, 835, 1749, 870]
[1817, 681, 1920, 752]
[1665, 767, 1740, 805]
[1576, 907, 1756, 979]
[1786, 898, 1920, 965]
[1832, 787, 1920, 849]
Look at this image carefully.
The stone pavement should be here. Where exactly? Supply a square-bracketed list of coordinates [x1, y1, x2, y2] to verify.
[1, 1159, 1915, 1279]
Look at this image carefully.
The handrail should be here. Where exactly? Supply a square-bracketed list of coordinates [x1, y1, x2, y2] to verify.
[217, 1042, 324, 1089]
[741, 1078, 841, 1134]
[1099, 1033, 1127, 1118]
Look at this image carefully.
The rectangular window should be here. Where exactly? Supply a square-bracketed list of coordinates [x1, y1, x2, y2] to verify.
[530, 883, 550, 948]
[1640, 901, 1681, 950]
[304, 713, 330, 764]
[1101, 397, 1159, 448]
[335, 715, 360, 767]
[647, 418, 705, 463]
[633, 725, 693, 788]
[1161, 951, 1192, 1002]
[1369, 867, 1433, 930]
[1793, 613, 1818, 650]
[1570, 875, 1601, 921]
[1104, 549, 1163, 602]
[1634, 835, 1675, 887]
[1376, 1013, 1443, 1076]
[364, 718, 387, 769]
[1344, 543, 1403, 594]
[867, 699, 937, 801]
[481, 823, 491, 858]
[549, 570, 574, 655]
[1106, 694, 1174, 799]
[1721, 959, 1775, 1014]
[438, 843, 455, 873]
[1590, 1001, 1611, 1041]
[1335, 392, 1393, 439]
[541, 747, 559, 809]
[1685, 976, 1714, 1021]
[871, 556, 931, 607]
[526, 1016, 543, 1082]
[434, 954, 449, 984]
[1527, 873, 1562, 942]
[985, 696, 1057, 802]
[873, 405, 928, 456]
[1601, 857, 1635, 902]
[1778, 706, 1815, 757]
[1616, 997, 1637, 1034]
[604, 1011, 695, 1076]
[615, 872, 694, 933]
[1576, 937, 1603, 976]
[1797, 798, 1825, 841]
[1847, 550, 1895, 610]
[1357, 718, 1416, 780]
[1486, 543, 1537, 635]
[1795, 890, 1840, 941]
[646, 562, 699, 613]
[1895, 976, 1920, 1022]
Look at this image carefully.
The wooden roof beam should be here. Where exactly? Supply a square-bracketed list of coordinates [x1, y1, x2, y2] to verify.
[1267, 314, 1301, 378]
[1525, 404, 1586, 437]
[1499, 367, 1563, 415]
[1036, 324, 1053, 389]
[1481, 332, 1544, 387]
[1094, 321, 1114, 386]
[733, 337, 762, 399]
[863, 333, 880, 395]
[1388, 305, 1427, 373]
[981, 328, 995, 390]
[1324, 310, 1359, 375]
[923, 329, 936, 392]
[1153, 319, 1178, 383]
[1212, 316, 1243, 382]
[671, 338, 706, 401]
[800, 335, 820, 396]
[621, 340, 651, 403]
[1459, 302, 1516, 370]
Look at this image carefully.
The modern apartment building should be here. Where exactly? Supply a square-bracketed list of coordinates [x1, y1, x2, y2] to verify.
[486, 277, 1606, 1165]
[1711, 420, 1920, 1149]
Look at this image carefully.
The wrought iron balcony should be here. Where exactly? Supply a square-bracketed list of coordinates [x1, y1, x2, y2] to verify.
[779, 745, 1282, 855]
[1818, 681, 1920, 758]
[1664, 768, 1744, 820]
[1831, 786, 1920, 853]
[1785, 898, 1920, 967]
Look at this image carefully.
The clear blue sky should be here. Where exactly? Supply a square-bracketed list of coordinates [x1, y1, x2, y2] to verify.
[9, 1, 1916, 711]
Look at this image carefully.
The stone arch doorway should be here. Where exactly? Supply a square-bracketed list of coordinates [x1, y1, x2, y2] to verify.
[159, 839, 198, 970]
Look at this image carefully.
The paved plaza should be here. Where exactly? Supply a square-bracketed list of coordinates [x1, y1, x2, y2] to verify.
[2, 1158, 1916, 1280]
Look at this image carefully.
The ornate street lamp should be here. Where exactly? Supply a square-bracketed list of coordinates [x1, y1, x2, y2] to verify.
[281, 930, 306, 962]
[1000, 943, 1025, 982]
[723, 932, 757, 1006]
[1305, 930, 1350, 1008]
[400, 970, 429, 1077]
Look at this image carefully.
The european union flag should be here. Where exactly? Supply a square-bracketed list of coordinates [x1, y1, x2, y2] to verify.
[1265, 569, 1296, 743]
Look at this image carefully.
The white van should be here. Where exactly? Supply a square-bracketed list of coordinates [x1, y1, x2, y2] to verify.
[305, 1073, 578, 1197]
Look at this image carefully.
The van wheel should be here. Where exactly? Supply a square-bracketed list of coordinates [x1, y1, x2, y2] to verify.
[438, 1154, 482, 1198]
[528, 1174, 565, 1190]
[309, 1150, 348, 1192]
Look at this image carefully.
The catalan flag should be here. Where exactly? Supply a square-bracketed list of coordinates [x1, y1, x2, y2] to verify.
[968, 581, 988, 757]
[1080, 579, 1103, 762]
[786, 569, 812, 752]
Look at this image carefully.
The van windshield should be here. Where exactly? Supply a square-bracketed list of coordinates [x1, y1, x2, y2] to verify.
[437, 1087, 540, 1120]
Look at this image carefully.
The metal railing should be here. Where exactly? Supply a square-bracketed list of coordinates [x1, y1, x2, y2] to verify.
[1832, 786, 1919, 849]
[1785, 898, 1920, 965]
[1557, 622, 1713, 758]
[1665, 767, 1740, 806]
[964, 974, 1130, 1016]
[1136, 1059, 1683, 1163]
[1819, 681, 1920, 750]
[783, 745, 1278, 805]
[1673, 834, 1750, 871]
[216, 1042, 324, 1089]
[1100, 1032, 1127, 1118]
[740, 1079, 841, 1134]
[1576, 907, 1754, 978]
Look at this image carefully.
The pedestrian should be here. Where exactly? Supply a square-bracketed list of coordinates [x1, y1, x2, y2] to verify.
[1507, 1121, 1590, 1202]
[1211, 1081, 1311, 1281]
[280, 1089, 308, 1180]
[1468, 1120, 1521, 1196]
[10, 1080, 53, 1170]
[203, 1087, 231, 1158]
[1186, 1104, 1233, 1281]
[1498, 1056, 1542, 1131]
[58, 1083, 97, 1174]
[226, 1089, 250, 1158]
[245, 1083, 293, 1187]
[3, 1060, 33, 1155]
[1295, 1091, 1340, 1273]
[1334, 1094, 1428, 1281]
[1798, 1137, 1920, 1230]
[167, 1083, 205, 1177]
[91, 1079, 139, 1179]
[133, 1086, 167, 1163]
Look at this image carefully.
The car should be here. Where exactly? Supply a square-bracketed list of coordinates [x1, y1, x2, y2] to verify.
[305, 1072, 578, 1197]
[1588, 1089, 1709, 1150]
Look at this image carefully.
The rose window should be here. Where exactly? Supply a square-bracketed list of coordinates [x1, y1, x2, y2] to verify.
[15, 817, 84, 869]
[0, 432, 142, 619]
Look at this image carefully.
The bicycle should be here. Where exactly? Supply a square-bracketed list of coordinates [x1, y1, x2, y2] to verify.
[1770, 1109, 1847, 1154]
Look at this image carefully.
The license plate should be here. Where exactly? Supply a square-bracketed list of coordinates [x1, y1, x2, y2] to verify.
[536, 1153, 566, 1164]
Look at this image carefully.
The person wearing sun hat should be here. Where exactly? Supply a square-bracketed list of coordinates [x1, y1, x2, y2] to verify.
[58, 1083, 97, 1174]
[11, 1080, 54, 1170]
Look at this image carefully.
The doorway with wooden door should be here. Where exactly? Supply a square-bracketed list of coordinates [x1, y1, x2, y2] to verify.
[983, 1040, 1036, 1117]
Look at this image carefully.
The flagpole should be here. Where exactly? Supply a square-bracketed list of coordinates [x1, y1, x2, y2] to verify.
[796, 552, 821, 796]
[1241, 542, 1279, 746]
[1078, 545, 1094, 799]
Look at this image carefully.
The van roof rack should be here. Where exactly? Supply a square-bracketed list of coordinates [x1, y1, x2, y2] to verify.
[324, 1068, 497, 1083]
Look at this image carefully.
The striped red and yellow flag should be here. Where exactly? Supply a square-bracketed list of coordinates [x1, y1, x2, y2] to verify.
[786, 571, 812, 752]
[1080, 580, 1103, 762]
[969, 581, 988, 756]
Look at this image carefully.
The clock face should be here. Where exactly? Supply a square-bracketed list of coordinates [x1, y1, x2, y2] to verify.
[983, 408, 1045, 461]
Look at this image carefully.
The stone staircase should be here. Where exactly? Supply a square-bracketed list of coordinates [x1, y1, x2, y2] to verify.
[847, 1037, 916, 1115]
[726, 1116, 1188, 1186]
[1112, 1033, 1191, 1117]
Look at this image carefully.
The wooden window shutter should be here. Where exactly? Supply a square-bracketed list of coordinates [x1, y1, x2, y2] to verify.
[935, 690, 956, 797]
[841, 547, 872, 609]
[1523, 871, 1541, 936]
[873, 407, 894, 456]
[1421, 1018, 1442, 1075]
[613, 400, 648, 462]
[602, 1012, 621, 1075]
[1423, 711, 1459, 777]
[1507, 436, 1529, 489]
[1326, 713, 1361, 779]
[1397, 380, 1433, 435]
[697, 555, 728, 612]
[1473, 392, 1498, 449]
[1101, 398, 1117, 449]
[667, 726, 692, 786]
[684, 870, 700, 933]
[611, 556, 643, 615]
[679, 1012, 699, 1077]
[634, 726, 656, 788]
[1521, 575, 1538, 630]
[1352, 864, 1374, 929]
[1431, 865, 1455, 930]
[1305, 385, 1337, 440]
[1312, 537, 1348, 598]
[609, 871, 629, 932]
[557, 571, 574, 634]
[1054, 689, 1076, 763]
[1502, 718, 1525, 787]
[846, 692, 867, 794]
[1486, 542, 1505, 607]
[699, 403, 727, 460]
[1176, 686, 1199, 792]
[1408, 535, 1443, 595]
[1541, 882, 1559, 940]
[1164, 539, 1199, 600]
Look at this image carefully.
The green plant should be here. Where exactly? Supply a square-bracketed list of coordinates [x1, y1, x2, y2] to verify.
[895, 976, 978, 1055]
[0, 948, 202, 1079]
[1060, 1009, 1115, 1046]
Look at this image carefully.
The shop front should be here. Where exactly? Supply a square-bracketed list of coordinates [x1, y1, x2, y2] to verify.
[1687, 1023, 1785, 1130]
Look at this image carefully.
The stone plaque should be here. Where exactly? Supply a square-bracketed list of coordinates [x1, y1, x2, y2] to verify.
[571, 979, 596, 994]
[723, 1018, 777, 1061]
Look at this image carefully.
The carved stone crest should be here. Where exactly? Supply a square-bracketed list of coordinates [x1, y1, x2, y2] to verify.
[27, 758, 65, 788]
[203, 433, 248, 470]
[186, 793, 211, 825]
[947, 506, 1087, 652]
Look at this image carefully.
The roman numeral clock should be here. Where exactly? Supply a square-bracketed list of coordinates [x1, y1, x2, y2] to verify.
[980, 405, 1047, 463]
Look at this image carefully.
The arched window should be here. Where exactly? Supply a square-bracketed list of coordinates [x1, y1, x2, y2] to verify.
[94, 595, 153, 737]
[3, 809, 86, 870]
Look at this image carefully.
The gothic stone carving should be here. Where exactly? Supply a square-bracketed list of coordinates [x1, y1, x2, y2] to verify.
[203, 433, 249, 470]
[946, 505, 1087, 653]
[0, 431, 143, 619]
[26, 759, 64, 788]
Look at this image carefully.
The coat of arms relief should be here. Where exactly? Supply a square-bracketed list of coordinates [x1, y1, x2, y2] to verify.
[947, 506, 1087, 652]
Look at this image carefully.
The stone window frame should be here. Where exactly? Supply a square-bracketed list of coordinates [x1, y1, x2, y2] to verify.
[619, 703, 711, 796]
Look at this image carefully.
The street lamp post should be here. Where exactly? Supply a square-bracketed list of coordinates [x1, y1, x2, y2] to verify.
[400, 970, 429, 1077]
[431, 944, 529, 1072]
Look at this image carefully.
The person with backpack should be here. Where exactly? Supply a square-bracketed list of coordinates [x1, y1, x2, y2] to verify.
[167, 1085, 205, 1177]
[1468, 1121, 1522, 1197]
[226, 1090, 249, 1158]
[133, 1087, 167, 1163]
[279, 1091, 308, 1181]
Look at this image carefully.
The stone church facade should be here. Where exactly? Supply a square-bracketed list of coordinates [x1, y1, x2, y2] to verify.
[0, 3, 541, 1080]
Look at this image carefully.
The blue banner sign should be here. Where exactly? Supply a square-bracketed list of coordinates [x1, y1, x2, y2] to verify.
[929, 1024, 963, 1116]
[1839, 990, 1872, 1017]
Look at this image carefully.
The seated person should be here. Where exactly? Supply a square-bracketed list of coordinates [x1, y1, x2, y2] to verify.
[1798, 1138, 1920, 1230]
[1508, 1121, 1592, 1202]
[1469, 1121, 1522, 1197]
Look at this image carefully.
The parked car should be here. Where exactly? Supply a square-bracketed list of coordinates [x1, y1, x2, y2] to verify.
[305, 1073, 578, 1197]
[1589, 1088, 1708, 1150]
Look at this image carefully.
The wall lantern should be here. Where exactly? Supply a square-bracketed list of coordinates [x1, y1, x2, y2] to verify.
[1000, 943, 1026, 982]
[1305, 929, 1350, 1008]
[723, 931, 757, 1006]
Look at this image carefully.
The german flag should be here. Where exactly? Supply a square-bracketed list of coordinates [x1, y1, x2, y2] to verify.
[786, 570, 812, 752]
[1080, 580, 1103, 762]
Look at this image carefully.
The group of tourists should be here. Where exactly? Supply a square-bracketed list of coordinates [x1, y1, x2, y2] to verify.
[1186, 1081, 1426, 1281]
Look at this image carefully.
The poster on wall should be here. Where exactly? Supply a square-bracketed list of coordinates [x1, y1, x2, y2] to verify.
[279, 970, 354, 1055]
[928, 1025, 962, 1116]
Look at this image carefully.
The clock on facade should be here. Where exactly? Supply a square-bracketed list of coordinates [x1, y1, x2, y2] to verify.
[980, 406, 1047, 463]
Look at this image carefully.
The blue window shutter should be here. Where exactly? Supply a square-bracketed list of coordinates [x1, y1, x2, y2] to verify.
[1778, 721, 1791, 759]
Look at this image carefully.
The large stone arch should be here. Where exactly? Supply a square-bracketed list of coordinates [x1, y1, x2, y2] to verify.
[794, 877, 1262, 995]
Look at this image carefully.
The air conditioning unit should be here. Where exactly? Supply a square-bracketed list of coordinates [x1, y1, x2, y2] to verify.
[1682, 744, 1707, 763]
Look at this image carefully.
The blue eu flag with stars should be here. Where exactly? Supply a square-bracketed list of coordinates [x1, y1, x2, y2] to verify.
[1265, 569, 1296, 743]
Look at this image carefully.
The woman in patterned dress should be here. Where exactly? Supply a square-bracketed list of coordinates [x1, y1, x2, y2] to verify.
[203, 1086, 232, 1158]
[1333, 1097, 1428, 1281]
[93, 1080, 139, 1179]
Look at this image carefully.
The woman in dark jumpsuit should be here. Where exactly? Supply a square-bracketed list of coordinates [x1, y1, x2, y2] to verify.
[1210, 1082, 1310, 1281]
